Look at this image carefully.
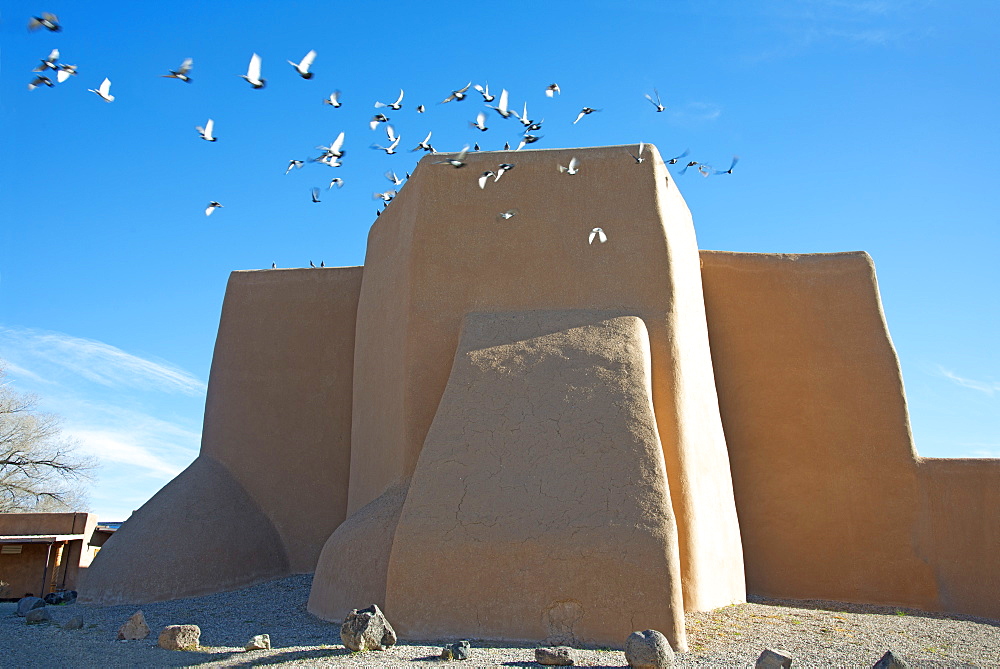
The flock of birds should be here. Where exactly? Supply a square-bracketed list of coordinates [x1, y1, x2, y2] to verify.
[23, 12, 739, 264]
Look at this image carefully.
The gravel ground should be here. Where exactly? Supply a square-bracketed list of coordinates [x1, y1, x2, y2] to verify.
[3, 574, 999, 667]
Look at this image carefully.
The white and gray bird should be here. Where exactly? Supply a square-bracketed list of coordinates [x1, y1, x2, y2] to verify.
[478, 171, 496, 189]
[411, 130, 434, 152]
[286, 159, 305, 174]
[714, 156, 740, 175]
[371, 136, 401, 154]
[384, 124, 399, 144]
[645, 88, 665, 112]
[163, 58, 193, 82]
[56, 63, 78, 83]
[374, 89, 404, 110]
[316, 131, 346, 158]
[628, 143, 646, 163]
[589, 227, 608, 244]
[667, 149, 690, 165]
[311, 187, 322, 202]
[329, 177, 344, 189]
[28, 75, 54, 90]
[369, 114, 390, 131]
[558, 157, 580, 175]
[471, 111, 488, 131]
[373, 190, 397, 202]
[573, 107, 600, 124]
[433, 146, 469, 168]
[205, 201, 223, 216]
[314, 154, 343, 167]
[28, 13, 60, 31]
[88, 77, 114, 102]
[385, 170, 404, 186]
[516, 101, 531, 127]
[415, 104, 426, 113]
[441, 82, 472, 103]
[498, 210, 517, 220]
[545, 83, 560, 97]
[288, 50, 317, 78]
[486, 89, 515, 119]
[33, 49, 59, 72]
[473, 82, 494, 102]
[196, 119, 217, 141]
[240, 53, 265, 88]
[323, 90, 342, 107]
[495, 163, 515, 181]
[516, 135, 541, 151]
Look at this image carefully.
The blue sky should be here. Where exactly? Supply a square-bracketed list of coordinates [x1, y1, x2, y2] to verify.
[1, 0, 997, 521]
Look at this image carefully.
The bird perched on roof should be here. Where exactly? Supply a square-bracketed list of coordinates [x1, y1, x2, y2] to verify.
[558, 157, 580, 175]
[289, 50, 317, 79]
[369, 114, 390, 131]
[667, 149, 690, 165]
[311, 187, 322, 202]
[323, 90, 342, 107]
[471, 111, 489, 132]
[88, 77, 114, 102]
[433, 146, 469, 168]
[28, 75, 54, 90]
[196, 119, 217, 142]
[163, 58, 193, 82]
[486, 89, 516, 119]
[573, 107, 600, 124]
[473, 82, 495, 102]
[645, 89, 665, 112]
[714, 156, 740, 175]
[375, 89, 404, 110]
[310, 261, 317, 268]
[441, 82, 472, 103]
[28, 13, 60, 31]
[272, 262, 277, 269]
[33, 49, 59, 72]
[589, 227, 607, 244]
[628, 143, 646, 163]
[411, 130, 434, 152]
[286, 159, 305, 174]
[240, 53, 265, 88]
[545, 83, 560, 97]
[205, 201, 223, 216]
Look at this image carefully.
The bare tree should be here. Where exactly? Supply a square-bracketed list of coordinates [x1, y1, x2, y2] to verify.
[0, 364, 96, 512]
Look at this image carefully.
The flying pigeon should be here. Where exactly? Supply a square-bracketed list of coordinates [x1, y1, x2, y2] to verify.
[316, 132, 346, 158]
[329, 177, 344, 189]
[517, 101, 532, 127]
[645, 89, 665, 112]
[498, 210, 517, 220]
[714, 156, 740, 175]
[384, 124, 399, 144]
[88, 77, 114, 102]
[163, 58, 193, 82]
[680, 161, 699, 175]
[433, 146, 469, 168]
[589, 227, 607, 244]
[286, 159, 305, 174]
[628, 143, 646, 164]
[473, 82, 494, 102]
[697, 164, 712, 177]
[240, 53, 265, 89]
[486, 89, 515, 119]
[411, 130, 434, 152]
[205, 201, 223, 216]
[28, 13, 60, 31]
[441, 82, 472, 103]
[196, 119, 217, 142]
[667, 149, 690, 165]
[373, 190, 397, 202]
[470, 111, 488, 131]
[33, 49, 59, 72]
[416, 104, 426, 113]
[28, 75, 54, 90]
[55, 63, 78, 83]
[375, 89, 404, 110]
[385, 171, 404, 186]
[573, 107, 600, 124]
[289, 50, 317, 79]
[545, 83, 560, 97]
[323, 90, 342, 107]
[516, 135, 541, 151]
[495, 163, 515, 180]
[314, 154, 343, 167]
[371, 136, 401, 154]
[558, 157, 580, 175]
[311, 187, 321, 202]
[369, 114, 390, 131]
[478, 171, 496, 189]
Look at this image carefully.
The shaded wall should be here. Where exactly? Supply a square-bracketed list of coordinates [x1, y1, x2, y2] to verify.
[0, 513, 97, 597]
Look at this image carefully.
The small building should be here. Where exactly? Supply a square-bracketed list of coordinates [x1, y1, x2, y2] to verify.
[0, 513, 104, 599]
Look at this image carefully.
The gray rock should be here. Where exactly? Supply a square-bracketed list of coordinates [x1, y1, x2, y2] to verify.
[16, 596, 46, 617]
[62, 616, 84, 630]
[625, 630, 674, 668]
[25, 607, 52, 624]
[117, 610, 150, 640]
[440, 640, 471, 660]
[756, 648, 793, 668]
[873, 650, 910, 669]
[535, 645, 576, 665]
[158, 624, 201, 650]
[245, 634, 271, 651]
[340, 604, 397, 651]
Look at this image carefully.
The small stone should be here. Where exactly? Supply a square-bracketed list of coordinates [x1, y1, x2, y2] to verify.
[440, 640, 470, 660]
[117, 610, 150, 640]
[63, 616, 84, 630]
[755, 648, 793, 669]
[873, 650, 910, 669]
[245, 634, 272, 651]
[25, 607, 52, 624]
[625, 630, 674, 668]
[340, 604, 397, 651]
[16, 596, 46, 617]
[158, 624, 201, 650]
[535, 645, 576, 665]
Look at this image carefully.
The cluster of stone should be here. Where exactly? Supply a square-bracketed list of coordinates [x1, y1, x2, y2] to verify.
[752, 647, 909, 669]
[340, 604, 397, 651]
[440, 640, 471, 660]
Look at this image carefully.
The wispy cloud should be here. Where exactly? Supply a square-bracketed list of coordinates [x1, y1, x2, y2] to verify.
[0, 326, 206, 396]
[939, 366, 1000, 396]
[670, 101, 723, 124]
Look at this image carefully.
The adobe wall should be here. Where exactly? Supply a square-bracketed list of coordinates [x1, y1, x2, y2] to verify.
[347, 144, 746, 613]
[699, 250, 999, 620]
[0, 513, 97, 597]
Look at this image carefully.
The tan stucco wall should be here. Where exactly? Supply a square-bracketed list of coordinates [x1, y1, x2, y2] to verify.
[348, 144, 745, 613]
[699, 250, 999, 620]
[0, 513, 96, 597]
